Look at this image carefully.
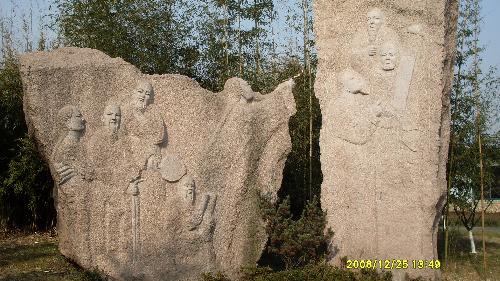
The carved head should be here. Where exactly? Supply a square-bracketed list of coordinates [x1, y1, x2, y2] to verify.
[339, 69, 367, 95]
[367, 8, 384, 34]
[239, 80, 254, 103]
[379, 42, 398, 71]
[224, 77, 255, 103]
[132, 80, 154, 111]
[58, 105, 85, 135]
[102, 104, 121, 134]
[179, 175, 196, 205]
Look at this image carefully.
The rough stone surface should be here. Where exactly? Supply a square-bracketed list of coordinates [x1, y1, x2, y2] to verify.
[314, 1, 458, 280]
[20, 47, 296, 280]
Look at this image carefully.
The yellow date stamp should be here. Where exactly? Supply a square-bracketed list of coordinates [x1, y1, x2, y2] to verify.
[346, 259, 441, 270]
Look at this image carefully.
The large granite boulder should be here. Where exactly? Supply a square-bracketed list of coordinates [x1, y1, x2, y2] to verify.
[20, 47, 296, 280]
[313, 1, 458, 280]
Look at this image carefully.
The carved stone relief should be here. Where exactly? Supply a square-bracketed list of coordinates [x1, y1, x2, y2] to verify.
[160, 153, 187, 182]
[315, 2, 457, 280]
[20, 47, 296, 281]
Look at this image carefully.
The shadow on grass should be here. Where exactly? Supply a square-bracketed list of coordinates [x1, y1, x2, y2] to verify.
[0, 270, 102, 281]
[0, 242, 56, 267]
[0, 236, 105, 281]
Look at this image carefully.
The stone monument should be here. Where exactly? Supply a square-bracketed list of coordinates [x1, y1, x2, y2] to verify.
[20, 47, 296, 280]
[314, 1, 458, 280]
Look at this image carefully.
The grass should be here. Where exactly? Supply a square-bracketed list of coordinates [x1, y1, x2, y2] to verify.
[1, 223, 499, 281]
[0, 231, 103, 281]
[439, 214, 500, 281]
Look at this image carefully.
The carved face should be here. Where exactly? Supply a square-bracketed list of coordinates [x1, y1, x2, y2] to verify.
[180, 177, 195, 205]
[341, 70, 366, 94]
[68, 108, 85, 132]
[103, 105, 121, 133]
[133, 81, 154, 110]
[185, 180, 195, 204]
[379, 43, 398, 71]
[367, 8, 384, 34]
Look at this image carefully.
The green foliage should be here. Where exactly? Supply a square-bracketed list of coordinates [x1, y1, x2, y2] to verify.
[448, 0, 500, 232]
[259, 195, 332, 269]
[55, 0, 199, 76]
[241, 263, 393, 281]
[0, 137, 55, 230]
[0, 51, 25, 176]
[0, 36, 55, 231]
[280, 68, 322, 216]
[202, 271, 232, 281]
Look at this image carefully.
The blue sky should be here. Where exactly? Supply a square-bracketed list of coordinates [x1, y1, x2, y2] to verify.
[1, 0, 498, 70]
[480, 0, 500, 70]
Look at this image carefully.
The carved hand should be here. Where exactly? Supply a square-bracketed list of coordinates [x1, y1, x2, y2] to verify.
[128, 178, 144, 196]
[146, 154, 160, 170]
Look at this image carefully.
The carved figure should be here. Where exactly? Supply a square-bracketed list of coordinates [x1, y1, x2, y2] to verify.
[52, 105, 86, 185]
[179, 175, 196, 206]
[379, 42, 398, 71]
[175, 175, 218, 278]
[350, 8, 400, 76]
[86, 103, 135, 271]
[327, 69, 382, 145]
[123, 80, 166, 172]
[367, 8, 385, 56]
[103, 104, 121, 135]
[51, 105, 91, 266]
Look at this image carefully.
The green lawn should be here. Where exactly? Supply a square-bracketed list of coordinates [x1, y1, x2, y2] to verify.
[0, 232, 102, 281]
[1, 226, 499, 281]
[440, 215, 500, 281]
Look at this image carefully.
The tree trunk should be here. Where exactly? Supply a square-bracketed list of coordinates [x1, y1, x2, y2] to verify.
[223, 0, 229, 78]
[469, 230, 477, 254]
[237, 0, 243, 77]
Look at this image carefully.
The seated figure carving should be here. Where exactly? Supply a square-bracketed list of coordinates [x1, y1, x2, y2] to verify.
[174, 175, 217, 276]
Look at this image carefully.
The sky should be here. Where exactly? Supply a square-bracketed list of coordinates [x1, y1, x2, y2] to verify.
[480, 0, 500, 70]
[1, 0, 499, 69]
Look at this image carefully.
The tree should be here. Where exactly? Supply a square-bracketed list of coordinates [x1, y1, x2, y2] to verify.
[54, 0, 199, 76]
[0, 14, 55, 231]
[259, 195, 332, 269]
[446, 0, 499, 257]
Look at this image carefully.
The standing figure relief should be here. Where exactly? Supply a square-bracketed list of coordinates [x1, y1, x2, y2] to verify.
[52, 105, 87, 185]
[122, 80, 166, 173]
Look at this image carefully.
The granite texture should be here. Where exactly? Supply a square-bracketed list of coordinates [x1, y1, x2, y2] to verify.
[313, 1, 458, 280]
[20, 47, 296, 280]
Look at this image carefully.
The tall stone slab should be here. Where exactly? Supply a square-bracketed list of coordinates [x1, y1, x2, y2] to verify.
[314, 1, 458, 280]
[20, 48, 296, 280]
